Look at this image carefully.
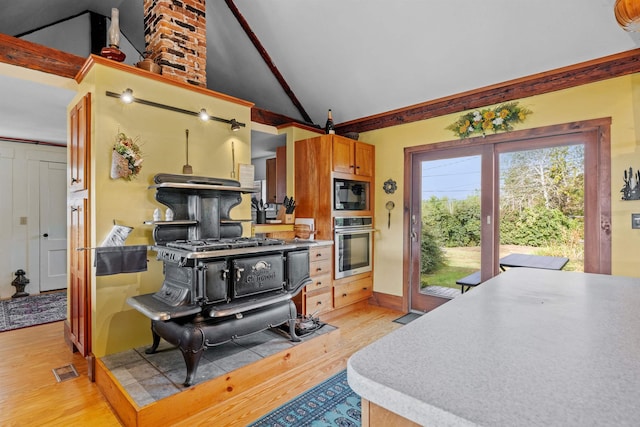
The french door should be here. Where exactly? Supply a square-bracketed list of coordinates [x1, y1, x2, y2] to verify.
[405, 120, 611, 313]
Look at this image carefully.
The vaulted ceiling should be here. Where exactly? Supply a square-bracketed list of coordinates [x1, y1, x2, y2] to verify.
[0, 0, 639, 150]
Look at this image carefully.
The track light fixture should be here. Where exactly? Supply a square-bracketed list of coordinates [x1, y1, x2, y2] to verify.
[105, 89, 247, 131]
[120, 88, 134, 104]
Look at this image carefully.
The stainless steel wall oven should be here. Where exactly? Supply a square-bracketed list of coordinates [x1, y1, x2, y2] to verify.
[334, 216, 374, 279]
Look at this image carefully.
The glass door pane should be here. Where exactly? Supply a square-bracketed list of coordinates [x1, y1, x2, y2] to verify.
[498, 145, 584, 271]
[411, 155, 482, 311]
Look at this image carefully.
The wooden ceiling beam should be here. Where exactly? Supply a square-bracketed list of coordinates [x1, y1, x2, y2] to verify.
[0, 33, 85, 79]
[335, 48, 640, 134]
[2, 32, 639, 135]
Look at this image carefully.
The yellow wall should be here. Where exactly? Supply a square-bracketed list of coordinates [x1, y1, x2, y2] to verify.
[70, 61, 253, 357]
[362, 75, 640, 297]
[281, 126, 324, 195]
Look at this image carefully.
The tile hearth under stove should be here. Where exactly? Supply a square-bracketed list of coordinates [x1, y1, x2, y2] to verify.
[101, 325, 336, 407]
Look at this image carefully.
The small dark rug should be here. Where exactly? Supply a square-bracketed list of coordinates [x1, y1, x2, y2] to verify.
[249, 370, 360, 427]
[0, 291, 66, 332]
[393, 312, 423, 325]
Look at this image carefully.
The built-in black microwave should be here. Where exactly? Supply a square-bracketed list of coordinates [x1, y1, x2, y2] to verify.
[334, 178, 368, 211]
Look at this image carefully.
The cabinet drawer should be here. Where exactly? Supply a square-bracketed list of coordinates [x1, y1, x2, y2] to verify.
[306, 291, 332, 315]
[310, 258, 332, 277]
[310, 246, 332, 262]
[333, 277, 373, 309]
[306, 272, 332, 292]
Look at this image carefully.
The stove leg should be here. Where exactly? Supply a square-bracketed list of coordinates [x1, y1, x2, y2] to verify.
[287, 300, 300, 342]
[145, 322, 161, 354]
[288, 318, 300, 342]
[181, 348, 204, 387]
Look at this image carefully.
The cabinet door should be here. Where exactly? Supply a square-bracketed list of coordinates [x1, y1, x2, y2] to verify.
[275, 145, 287, 203]
[69, 198, 89, 356]
[69, 94, 90, 193]
[332, 137, 354, 174]
[355, 142, 374, 177]
[266, 157, 277, 203]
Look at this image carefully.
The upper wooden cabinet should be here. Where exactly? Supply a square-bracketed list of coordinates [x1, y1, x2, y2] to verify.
[295, 135, 375, 241]
[332, 136, 374, 177]
[266, 145, 286, 204]
[69, 93, 91, 193]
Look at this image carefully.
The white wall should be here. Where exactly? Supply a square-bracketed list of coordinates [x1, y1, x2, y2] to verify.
[0, 140, 66, 299]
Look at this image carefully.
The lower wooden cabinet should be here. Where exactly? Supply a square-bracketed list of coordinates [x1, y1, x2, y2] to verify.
[294, 244, 333, 316]
[305, 288, 333, 315]
[294, 243, 373, 317]
[333, 275, 373, 309]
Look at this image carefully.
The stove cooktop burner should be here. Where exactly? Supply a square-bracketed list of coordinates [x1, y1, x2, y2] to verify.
[166, 237, 285, 252]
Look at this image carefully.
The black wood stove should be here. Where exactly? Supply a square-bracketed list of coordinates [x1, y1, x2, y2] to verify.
[127, 174, 311, 386]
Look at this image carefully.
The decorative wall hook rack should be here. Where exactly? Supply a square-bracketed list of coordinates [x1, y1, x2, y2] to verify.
[621, 167, 640, 200]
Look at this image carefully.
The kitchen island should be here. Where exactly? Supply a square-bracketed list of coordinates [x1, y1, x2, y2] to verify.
[348, 268, 640, 426]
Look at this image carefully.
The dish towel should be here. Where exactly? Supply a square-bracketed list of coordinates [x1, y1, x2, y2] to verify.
[95, 245, 148, 276]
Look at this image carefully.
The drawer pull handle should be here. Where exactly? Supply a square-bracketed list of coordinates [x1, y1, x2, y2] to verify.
[363, 287, 368, 290]
[316, 253, 322, 257]
[317, 281, 322, 286]
[342, 293, 347, 297]
[316, 301, 322, 305]
[316, 268, 322, 272]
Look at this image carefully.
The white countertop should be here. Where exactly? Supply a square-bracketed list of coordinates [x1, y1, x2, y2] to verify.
[348, 268, 640, 426]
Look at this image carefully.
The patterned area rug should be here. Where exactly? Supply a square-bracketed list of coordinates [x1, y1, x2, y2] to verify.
[0, 291, 66, 332]
[250, 370, 361, 427]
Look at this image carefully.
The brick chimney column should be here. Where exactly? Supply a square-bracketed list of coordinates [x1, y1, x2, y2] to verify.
[143, 0, 206, 87]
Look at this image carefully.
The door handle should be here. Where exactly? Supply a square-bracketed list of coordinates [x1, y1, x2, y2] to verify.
[43, 233, 49, 238]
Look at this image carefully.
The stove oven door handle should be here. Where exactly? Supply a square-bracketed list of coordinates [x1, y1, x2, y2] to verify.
[235, 266, 245, 282]
[197, 261, 207, 303]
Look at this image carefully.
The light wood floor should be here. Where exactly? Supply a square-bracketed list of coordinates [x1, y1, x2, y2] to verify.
[1, 304, 404, 426]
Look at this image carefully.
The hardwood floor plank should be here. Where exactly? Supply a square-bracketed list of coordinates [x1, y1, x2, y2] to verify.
[0, 321, 120, 426]
[0, 305, 405, 426]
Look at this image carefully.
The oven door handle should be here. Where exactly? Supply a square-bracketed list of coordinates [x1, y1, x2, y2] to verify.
[334, 228, 375, 236]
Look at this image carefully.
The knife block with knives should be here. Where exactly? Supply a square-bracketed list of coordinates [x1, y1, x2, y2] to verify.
[277, 196, 296, 224]
[276, 206, 294, 224]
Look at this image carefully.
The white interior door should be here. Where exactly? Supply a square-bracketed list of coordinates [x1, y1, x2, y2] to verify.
[39, 161, 67, 291]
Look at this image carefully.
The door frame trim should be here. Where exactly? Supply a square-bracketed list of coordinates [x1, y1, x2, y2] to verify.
[402, 118, 612, 312]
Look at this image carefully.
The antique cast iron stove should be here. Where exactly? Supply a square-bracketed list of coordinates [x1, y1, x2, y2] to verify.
[127, 174, 311, 386]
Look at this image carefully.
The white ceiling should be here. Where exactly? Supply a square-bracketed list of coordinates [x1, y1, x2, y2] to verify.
[0, 0, 639, 151]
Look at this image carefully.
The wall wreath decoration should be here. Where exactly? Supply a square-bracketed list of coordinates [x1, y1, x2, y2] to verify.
[111, 131, 143, 180]
[383, 179, 397, 194]
[446, 102, 532, 139]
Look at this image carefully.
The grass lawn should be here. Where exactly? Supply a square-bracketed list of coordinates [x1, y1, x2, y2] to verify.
[421, 245, 582, 291]
[422, 246, 480, 290]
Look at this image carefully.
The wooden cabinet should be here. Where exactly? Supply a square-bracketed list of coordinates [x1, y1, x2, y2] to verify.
[68, 197, 88, 356]
[294, 134, 376, 316]
[332, 137, 374, 177]
[294, 244, 333, 316]
[333, 275, 373, 309]
[65, 94, 91, 358]
[294, 135, 375, 240]
[68, 94, 90, 193]
[266, 145, 286, 204]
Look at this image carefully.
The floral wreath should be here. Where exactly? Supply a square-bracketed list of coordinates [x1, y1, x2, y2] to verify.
[446, 102, 532, 139]
[111, 131, 143, 180]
